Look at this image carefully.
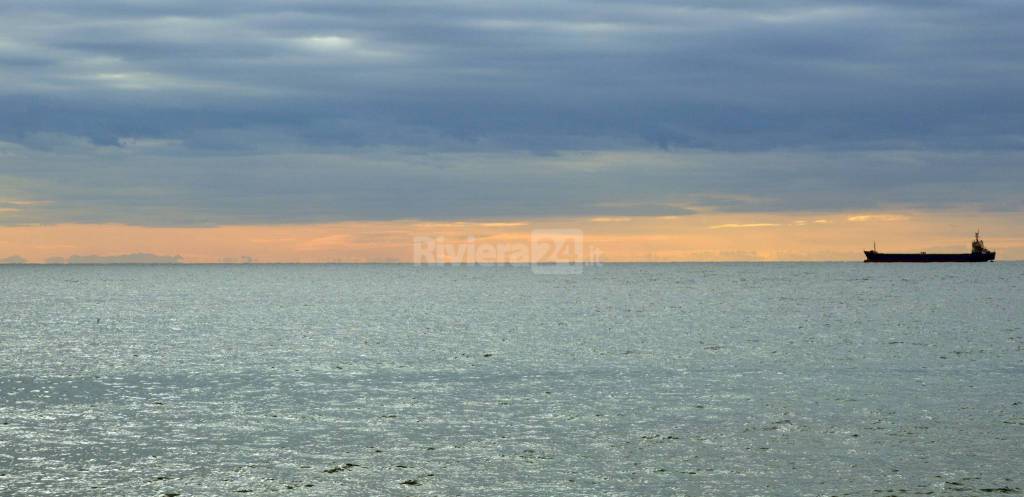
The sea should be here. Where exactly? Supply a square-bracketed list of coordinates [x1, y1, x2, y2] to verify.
[1, 263, 1022, 496]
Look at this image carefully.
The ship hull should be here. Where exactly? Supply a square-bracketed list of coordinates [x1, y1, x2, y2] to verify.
[864, 251, 995, 263]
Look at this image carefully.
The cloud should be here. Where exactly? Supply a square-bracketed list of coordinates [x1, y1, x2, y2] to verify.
[709, 223, 780, 229]
[591, 217, 633, 223]
[0, 199, 50, 206]
[847, 214, 909, 222]
[293, 35, 358, 52]
[478, 222, 529, 227]
[0, 1, 1022, 225]
[1, 147, 1023, 226]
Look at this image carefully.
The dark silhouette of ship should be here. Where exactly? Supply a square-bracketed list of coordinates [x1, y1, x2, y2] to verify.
[864, 232, 995, 262]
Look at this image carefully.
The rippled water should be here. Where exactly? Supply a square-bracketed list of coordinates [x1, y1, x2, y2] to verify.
[1, 263, 1022, 496]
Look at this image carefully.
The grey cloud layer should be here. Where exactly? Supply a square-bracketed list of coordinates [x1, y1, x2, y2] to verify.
[1, 0, 1022, 224]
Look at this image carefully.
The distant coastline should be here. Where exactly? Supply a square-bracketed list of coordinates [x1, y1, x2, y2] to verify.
[0, 253, 183, 265]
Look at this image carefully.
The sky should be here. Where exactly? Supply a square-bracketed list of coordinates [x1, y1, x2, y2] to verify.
[1, 0, 1023, 261]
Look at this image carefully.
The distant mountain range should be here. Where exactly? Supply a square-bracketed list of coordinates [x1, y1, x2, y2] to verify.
[1, 253, 183, 264]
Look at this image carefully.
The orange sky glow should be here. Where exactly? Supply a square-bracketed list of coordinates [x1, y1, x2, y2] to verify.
[2, 210, 1022, 263]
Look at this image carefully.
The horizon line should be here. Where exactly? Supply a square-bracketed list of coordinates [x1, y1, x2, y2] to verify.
[1, 260, 1020, 266]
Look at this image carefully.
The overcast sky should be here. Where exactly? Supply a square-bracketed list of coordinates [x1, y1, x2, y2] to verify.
[1, 0, 1023, 226]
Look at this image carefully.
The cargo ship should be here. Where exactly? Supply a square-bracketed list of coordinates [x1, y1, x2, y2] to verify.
[864, 232, 995, 262]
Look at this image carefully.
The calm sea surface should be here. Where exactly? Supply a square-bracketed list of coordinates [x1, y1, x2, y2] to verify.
[1, 263, 1022, 496]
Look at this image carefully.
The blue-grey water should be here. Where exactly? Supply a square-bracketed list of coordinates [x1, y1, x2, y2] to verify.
[1, 263, 1022, 496]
